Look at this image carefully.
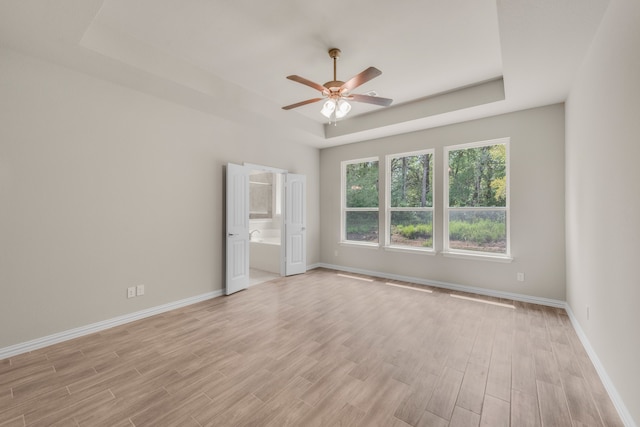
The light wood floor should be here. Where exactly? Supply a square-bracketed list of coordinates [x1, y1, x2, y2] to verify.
[249, 269, 280, 287]
[0, 268, 624, 427]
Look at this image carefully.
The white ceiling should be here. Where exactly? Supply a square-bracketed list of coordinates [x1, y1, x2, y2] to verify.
[0, 0, 610, 147]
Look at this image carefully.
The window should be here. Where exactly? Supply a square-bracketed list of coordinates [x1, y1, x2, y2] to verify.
[444, 138, 509, 257]
[342, 158, 379, 244]
[249, 172, 274, 220]
[386, 150, 434, 250]
[249, 171, 283, 220]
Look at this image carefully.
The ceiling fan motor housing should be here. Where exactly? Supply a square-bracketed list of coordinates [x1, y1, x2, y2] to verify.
[323, 81, 346, 93]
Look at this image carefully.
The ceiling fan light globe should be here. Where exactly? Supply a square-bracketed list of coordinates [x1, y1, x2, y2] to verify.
[321, 99, 336, 118]
[335, 99, 351, 119]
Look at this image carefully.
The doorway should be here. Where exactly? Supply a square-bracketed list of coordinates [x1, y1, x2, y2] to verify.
[225, 163, 306, 295]
[248, 169, 284, 286]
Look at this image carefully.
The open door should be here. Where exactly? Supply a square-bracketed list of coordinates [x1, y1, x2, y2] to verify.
[225, 163, 250, 295]
[285, 173, 306, 276]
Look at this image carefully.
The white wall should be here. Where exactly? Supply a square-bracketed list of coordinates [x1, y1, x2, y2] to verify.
[0, 47, 320, 349]
[565, 0, 640, 424]
[320, 104, 566, 301]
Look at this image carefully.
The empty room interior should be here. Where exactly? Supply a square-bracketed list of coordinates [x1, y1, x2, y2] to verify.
[1, 0, 639, 426]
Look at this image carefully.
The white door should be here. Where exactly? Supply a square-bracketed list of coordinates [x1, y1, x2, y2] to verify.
[226, 163, 250, 295]
[285, 174, 306, 276]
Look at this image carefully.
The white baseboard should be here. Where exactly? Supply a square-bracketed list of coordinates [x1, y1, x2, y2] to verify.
[314, 263, 566, 308]
[306, 262, 322, 271]
[565, 305, 637, 427]
[0, 290, 223, 360]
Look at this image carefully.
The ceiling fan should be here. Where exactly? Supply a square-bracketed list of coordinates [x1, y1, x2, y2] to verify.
[282, 48, 393, 123]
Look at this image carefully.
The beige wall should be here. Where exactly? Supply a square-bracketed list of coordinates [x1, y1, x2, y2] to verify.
[566, 0, 640, 424]
[320, 104, 566, 301]
[0, 47, 320, 349]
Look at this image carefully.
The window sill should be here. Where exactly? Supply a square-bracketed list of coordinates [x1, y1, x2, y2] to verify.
[339, 241, 380, 249]
[442, 251, 513, 263]
[384, 246, 436, 255]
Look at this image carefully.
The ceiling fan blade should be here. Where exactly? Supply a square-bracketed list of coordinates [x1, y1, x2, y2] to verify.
[286, 75, 327, 93]
[282, 98, 324, 110]
[341, 67, 382, 92]
[349, 94, 393, 107]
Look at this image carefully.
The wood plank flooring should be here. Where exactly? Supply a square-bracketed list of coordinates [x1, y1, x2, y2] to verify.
[0, 268, 624, 426]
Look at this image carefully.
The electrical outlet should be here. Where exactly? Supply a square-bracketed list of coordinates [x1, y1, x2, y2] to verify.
[587, 305, 590, 320]
[127, 287, 136, 298]
[517, 272, 525, 282]
[334, 250, 338, 257]
[136, 284, 145, 296]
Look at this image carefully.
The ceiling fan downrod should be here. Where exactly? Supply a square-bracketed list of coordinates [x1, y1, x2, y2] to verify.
[329, 48, 340, 82]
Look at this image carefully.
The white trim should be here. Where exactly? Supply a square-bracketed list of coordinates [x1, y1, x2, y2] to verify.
[384, 246, 437, 255]
[316, 262, 565, 308]
[342, 156, 379, 166]
[243, 163, 287, 174]
[344, 207, 381, 212]
[0, 290, 222, 360]
[565, 305, 637, 427]
[306, 262, 322, 271]
[339, 241, 380, 249]
[384, 282, 433, 293]
[448, 207, 508, 212]
[442, 251, 513, 263]
[443, 136, 511, 152]
[450, 294, 515, 309]
[337, 273, 374, 282]
[387, 207, 435, 212]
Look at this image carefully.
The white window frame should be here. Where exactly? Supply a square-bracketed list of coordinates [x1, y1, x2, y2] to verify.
[443, 138, 511, 261]
[385, 149, 435, 253]
[341, 157, 380, 247]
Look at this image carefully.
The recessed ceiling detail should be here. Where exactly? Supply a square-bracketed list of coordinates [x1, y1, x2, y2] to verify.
[0, 0, 610, 147]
